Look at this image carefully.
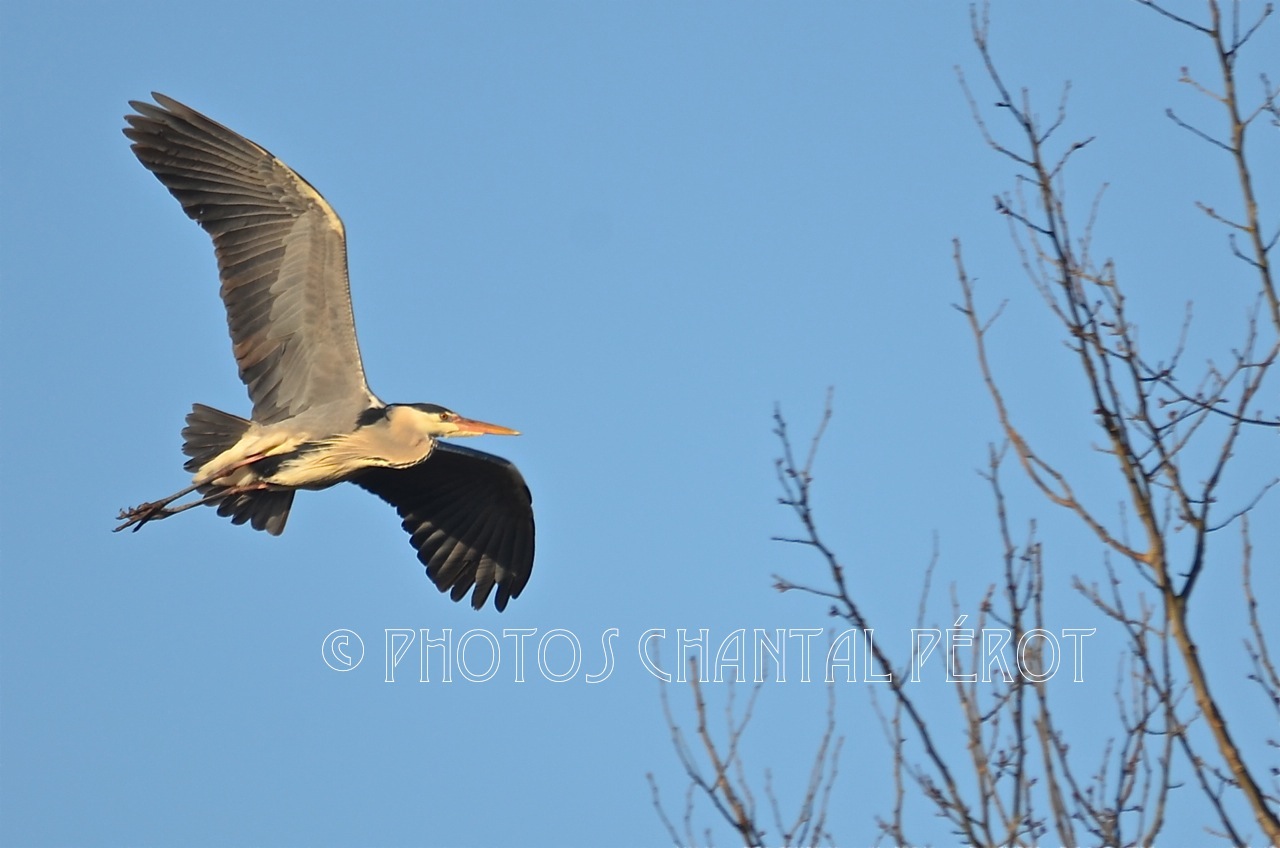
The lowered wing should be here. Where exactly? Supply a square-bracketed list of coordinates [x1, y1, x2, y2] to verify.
[354, 443, 535, 611]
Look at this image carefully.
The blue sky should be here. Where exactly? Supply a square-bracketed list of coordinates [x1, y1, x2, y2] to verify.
[2, 2, 1276, 846]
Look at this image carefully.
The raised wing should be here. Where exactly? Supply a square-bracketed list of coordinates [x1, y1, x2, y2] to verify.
[354, 443, 535, 611]
[124, 93, 379, 425]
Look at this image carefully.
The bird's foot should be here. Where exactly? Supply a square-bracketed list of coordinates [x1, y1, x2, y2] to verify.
[113, 481, 207, 534]
[114, 500, 176, 533]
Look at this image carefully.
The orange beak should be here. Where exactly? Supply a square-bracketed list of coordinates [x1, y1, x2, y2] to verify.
[453, 416, 521, 436]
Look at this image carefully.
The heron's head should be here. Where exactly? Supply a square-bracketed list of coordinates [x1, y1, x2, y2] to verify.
[391, 403, 521, 439]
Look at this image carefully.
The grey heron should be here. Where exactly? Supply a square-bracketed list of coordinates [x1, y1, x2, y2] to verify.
[115, 94, 534, 612]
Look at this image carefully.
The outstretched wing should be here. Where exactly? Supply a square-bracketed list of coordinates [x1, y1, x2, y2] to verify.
[124, 93, 379, 425]
[354, 443, 535, 612]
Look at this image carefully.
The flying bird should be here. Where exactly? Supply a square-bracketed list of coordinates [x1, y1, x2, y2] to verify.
[115, 93, 534, 611]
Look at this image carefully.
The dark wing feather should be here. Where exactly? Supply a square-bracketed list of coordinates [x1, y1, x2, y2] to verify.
[354, 443, 535, 611]
[123, 93, 379, 425]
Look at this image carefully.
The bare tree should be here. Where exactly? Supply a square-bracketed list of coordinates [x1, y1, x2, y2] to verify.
[653, 1, 1278, 844]
[647, 659, 841, 848]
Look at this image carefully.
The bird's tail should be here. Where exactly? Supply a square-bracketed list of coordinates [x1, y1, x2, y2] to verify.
[181, 403, 295, 536]
[182, 403, 252, 472]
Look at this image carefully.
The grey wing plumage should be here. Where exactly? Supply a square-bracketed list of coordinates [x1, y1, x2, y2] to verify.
[123, 93, 379, 425]
[354, 443, 535, 612]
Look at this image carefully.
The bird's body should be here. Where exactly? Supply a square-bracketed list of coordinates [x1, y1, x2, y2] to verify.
[116, 94, 534, 611]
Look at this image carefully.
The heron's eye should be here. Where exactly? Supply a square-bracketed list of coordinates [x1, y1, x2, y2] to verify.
[440, 412, 455, 422]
